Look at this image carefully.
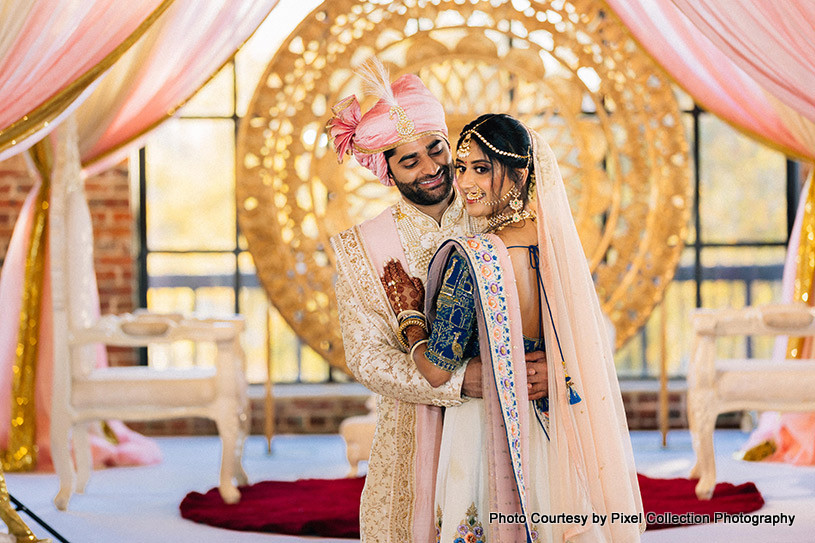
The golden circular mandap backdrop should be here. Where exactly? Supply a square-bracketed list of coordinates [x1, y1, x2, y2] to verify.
[237, 0, 690, 374]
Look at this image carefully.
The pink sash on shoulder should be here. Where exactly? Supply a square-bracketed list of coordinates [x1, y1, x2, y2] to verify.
[358, 209, 444, 542]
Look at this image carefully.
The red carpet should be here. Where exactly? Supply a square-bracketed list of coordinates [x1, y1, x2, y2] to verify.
[637, 473, 764, 529]
[180, 477, 365, 538]
[180, 474, 764, 537]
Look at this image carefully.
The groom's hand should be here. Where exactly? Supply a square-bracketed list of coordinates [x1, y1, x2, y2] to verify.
[461, 357, 482, 398]
[526, 350, 548, 401]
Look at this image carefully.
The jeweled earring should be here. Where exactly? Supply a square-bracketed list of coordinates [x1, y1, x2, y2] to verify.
[508, 186, 524, 221]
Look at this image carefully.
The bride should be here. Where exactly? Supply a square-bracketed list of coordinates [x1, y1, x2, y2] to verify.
[380, 113, 644, 542]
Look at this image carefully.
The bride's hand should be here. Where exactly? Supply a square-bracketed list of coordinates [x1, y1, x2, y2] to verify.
[380, 259, 425, 315]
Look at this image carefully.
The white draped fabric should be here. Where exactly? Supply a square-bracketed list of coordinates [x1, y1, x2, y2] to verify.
[606, 0, 815, 160]
[0, 0, 170, 161]
[78, 0, 279, 175]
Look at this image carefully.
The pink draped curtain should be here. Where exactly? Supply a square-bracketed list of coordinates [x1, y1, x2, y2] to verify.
[0, 0, 169, 161]
[78, 0, 279, 175]
[672, 0, 815, 125]
[605, 0, 815, 160]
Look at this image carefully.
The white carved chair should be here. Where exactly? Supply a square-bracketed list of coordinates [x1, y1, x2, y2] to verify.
[41, 119, 249, 510]
[49, 312, 249, 510]
[338, 396, 376, 476]
[687, 303, 815, 499]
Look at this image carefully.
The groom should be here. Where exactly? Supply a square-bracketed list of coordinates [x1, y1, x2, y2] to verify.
[328, 63, 547, 542]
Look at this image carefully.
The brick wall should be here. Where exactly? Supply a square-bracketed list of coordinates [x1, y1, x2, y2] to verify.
[0, 155, 137, 367]
[0, 155, 31, 261]
[126, 385, 742, 437]
[126, 387, 374, 437]
[84, 162, 137, 367]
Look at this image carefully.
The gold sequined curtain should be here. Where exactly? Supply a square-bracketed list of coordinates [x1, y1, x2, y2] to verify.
[1, 141, 53, 472]
[787, 171, 815, 359]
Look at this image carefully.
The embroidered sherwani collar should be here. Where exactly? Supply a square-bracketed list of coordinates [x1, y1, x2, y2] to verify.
[394, 193, 465, 232]
[392, 194, 467, 280]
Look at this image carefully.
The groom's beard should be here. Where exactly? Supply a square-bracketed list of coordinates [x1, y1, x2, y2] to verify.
[393, 163, 454, 206]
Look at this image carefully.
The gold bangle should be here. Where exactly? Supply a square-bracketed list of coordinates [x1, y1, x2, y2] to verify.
[399, 316, 427, 332]
[397, 309, 425, 323]
[409, 339, 429, 361]
[395, 332, 409, 351]
[398, 316, 427, 346]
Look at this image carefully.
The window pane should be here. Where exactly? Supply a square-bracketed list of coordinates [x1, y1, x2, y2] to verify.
[237, 252, 331, 384]
[147, 252, 236, 288]
[146, 118, 236, 251]
[268, 306, 301, 383]
[239, 286, 271, 384]
[614, 328, 645, 378]
[682, 113, 696, 244]
[194, 286, 235, 315]
[701, 246, 785, 281]
[179, 63, 235, 117]
[301, 345, 330, 383]
[615, 278, 696, 379]
[147, 254, 237, 322]
[234, 0, 323, 116]
[701, 247, 785, 360]
[148, 286, 195, 314]
[146, 253, 237, 371]
[699, 116, 786, 243]
[672, 84, 695, 112]
[751, 278, 785, 359]
[144, 285, 221, 370]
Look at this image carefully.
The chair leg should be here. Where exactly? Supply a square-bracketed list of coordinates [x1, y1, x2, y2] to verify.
[50, 422, 75, 511]
[234, 409, 249, 486]
[74, 422, 93, 494]
[214, 414, 241, 504]
[688, 398, 718, 500]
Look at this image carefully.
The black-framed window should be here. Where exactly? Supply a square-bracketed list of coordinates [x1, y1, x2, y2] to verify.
[133, 9, 800, 383]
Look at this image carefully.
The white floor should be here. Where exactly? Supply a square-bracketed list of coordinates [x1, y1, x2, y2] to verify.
[5, 430, 815, 542]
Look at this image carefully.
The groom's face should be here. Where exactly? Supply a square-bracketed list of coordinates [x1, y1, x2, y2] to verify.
[386, 135, 454, 206]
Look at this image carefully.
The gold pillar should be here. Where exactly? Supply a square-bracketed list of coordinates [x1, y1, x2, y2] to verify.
[659, 302, 669, 447]
[787, 172, 815, 359]
[2, 141, 53, 472]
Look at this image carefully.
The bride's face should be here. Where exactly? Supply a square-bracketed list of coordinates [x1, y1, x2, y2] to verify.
[455, 143, 511, 218]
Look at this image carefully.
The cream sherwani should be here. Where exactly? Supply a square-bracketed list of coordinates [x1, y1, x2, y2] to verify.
[331, 195, 475, 542]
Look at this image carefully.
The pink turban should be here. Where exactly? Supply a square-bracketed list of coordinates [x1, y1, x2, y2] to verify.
[327, 73, 448, 186]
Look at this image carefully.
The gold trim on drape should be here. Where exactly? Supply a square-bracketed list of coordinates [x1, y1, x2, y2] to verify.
[787, 171, 815, 358]
[1, 141, 52, 472]
[0, 0, 176, 157]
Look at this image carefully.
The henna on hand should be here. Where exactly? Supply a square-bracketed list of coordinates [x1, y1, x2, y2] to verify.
[379, 259, 425, 316]
[404, 324, 428, 346]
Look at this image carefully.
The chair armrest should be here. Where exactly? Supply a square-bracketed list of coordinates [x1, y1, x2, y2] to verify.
[691, 303, 815, 337]
[70, 312, 244, 346]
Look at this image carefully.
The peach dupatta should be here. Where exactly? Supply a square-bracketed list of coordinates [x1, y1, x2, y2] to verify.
[532, 132, 643, 541]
